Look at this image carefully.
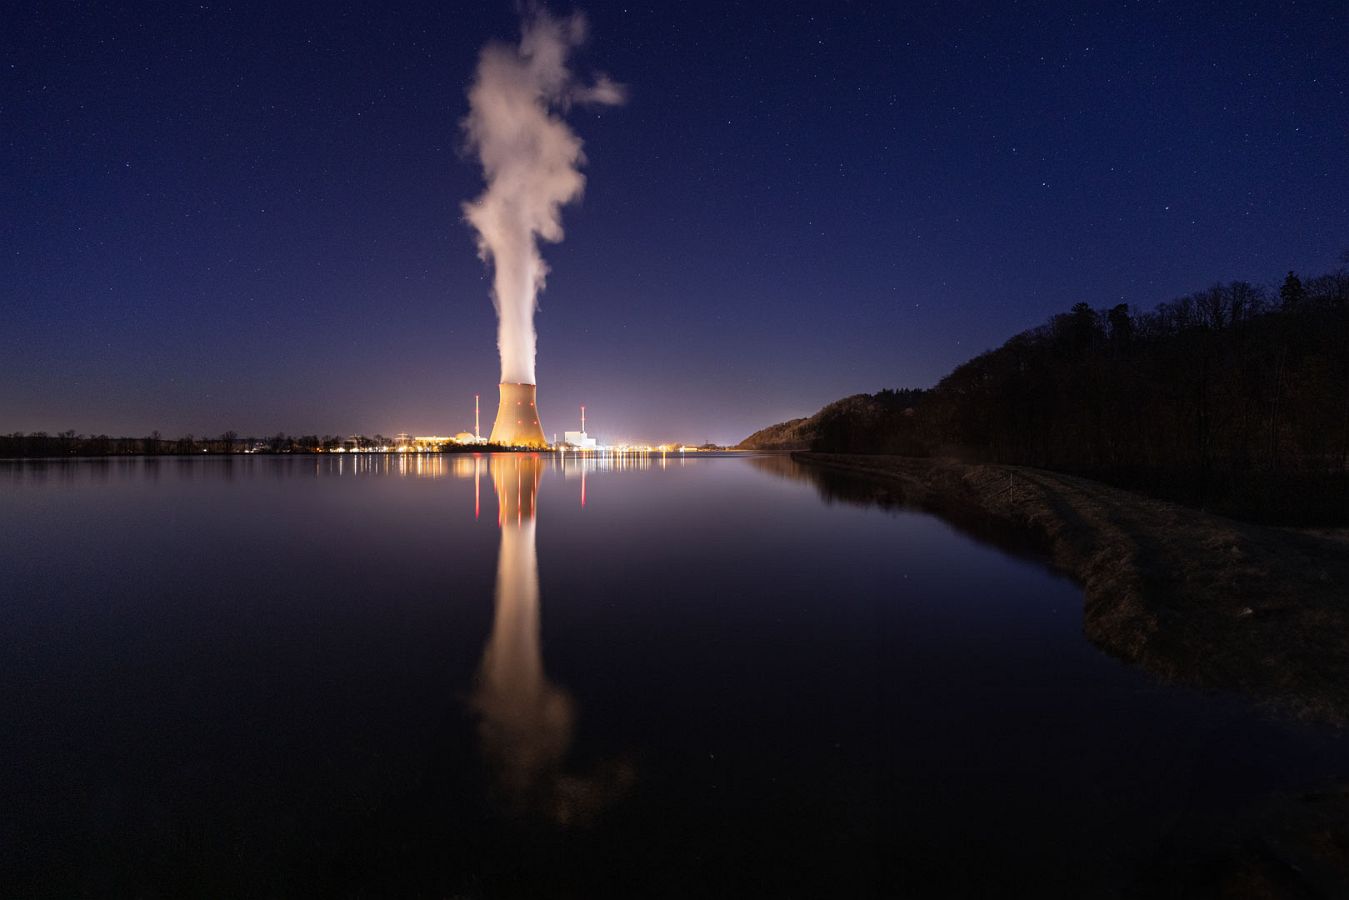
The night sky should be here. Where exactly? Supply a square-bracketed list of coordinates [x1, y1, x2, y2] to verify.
[4, 1, 1346, 444]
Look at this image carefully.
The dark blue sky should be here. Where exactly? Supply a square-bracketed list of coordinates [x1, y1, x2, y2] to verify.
[4, 1, 1346, 443]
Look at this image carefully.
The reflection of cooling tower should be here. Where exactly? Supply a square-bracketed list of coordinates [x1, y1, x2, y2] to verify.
[491, 453, 541, 524]
[476, 455, 573, 800]
[472, 454, 632, 822]
[489, 383, 548, 448]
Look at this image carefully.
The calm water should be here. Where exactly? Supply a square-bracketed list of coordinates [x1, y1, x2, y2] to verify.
[2, 453, 1344, 897]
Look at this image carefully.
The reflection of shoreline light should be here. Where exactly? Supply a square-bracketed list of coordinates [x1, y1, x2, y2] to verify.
[309, 449, 704, 512]
[319, 448, 696, 519]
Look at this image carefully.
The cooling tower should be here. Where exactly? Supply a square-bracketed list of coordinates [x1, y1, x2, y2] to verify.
[489, 382, 548, 448]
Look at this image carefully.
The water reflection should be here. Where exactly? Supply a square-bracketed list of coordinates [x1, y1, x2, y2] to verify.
[749, 454, 1052, 566]
[0, 449, 693, 490]
[472, 454, 631, 822]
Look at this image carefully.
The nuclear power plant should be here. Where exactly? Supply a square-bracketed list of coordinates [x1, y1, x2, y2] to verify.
[563, 405, 597, 449]
[489, 382, 548, 448]
[463, 12, 621, 455]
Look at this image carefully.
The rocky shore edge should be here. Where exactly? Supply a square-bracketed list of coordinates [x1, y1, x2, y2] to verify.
[793, 452, 1349, 725]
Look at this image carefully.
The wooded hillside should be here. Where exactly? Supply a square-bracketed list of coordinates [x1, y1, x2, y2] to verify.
[743, 266, 1349, 524]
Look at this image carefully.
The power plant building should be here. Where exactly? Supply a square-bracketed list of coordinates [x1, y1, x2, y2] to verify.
[563, 430, 596, 449]
[489, 382, 548, 448]
[561, 405, 596, 449]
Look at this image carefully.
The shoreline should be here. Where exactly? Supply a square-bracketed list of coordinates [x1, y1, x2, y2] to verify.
[793, 452, 1349, 725]
[0, 447, 741, 461]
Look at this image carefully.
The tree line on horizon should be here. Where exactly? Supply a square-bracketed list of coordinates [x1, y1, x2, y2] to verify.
[753, 262, 1349, 524]
[0, 432, 430, 457]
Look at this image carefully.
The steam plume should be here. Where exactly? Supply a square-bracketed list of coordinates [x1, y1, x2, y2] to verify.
[463, 8, 624, 385]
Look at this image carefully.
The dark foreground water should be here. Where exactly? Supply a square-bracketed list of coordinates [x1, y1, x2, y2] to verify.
[2, 453, 1345, 897]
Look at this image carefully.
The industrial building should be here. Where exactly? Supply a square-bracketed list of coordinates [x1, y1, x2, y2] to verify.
[560, 405, 596, 449]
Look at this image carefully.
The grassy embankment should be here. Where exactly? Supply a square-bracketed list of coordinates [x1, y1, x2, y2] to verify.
[794, 452, 1349, 725]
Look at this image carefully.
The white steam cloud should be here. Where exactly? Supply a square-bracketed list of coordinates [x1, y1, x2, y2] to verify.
[463, 7, 625, 386]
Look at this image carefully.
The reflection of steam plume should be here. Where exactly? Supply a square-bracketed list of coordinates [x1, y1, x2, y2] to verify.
[472, 454, 632, 822]
[462, 8, 625, 385]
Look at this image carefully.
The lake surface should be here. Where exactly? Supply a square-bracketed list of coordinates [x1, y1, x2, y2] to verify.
[2, 453, 1345, 897]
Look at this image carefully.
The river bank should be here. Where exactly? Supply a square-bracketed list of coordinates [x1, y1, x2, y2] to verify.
[793, 453, 1349, 725]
